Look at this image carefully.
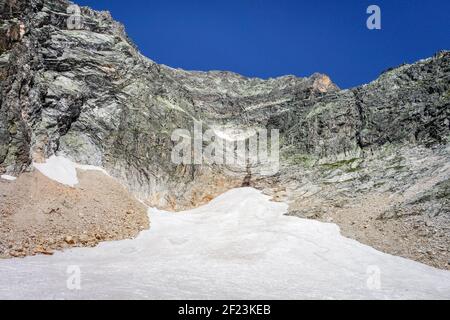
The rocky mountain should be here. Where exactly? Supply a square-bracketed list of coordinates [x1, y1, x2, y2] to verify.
[0, 0, 449, 268]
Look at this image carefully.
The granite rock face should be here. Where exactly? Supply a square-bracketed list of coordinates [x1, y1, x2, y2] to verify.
[0, 0, 341, 205]
[1, 0, 449, 267]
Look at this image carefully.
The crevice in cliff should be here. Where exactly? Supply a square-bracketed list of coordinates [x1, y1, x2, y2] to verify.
[352, 88, 366, 153]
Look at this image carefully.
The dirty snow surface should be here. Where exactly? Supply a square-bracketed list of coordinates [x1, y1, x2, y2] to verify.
[1, 188, 449, 300]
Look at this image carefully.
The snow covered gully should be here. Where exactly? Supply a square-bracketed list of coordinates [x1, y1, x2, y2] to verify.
[0, 180, 449, 299]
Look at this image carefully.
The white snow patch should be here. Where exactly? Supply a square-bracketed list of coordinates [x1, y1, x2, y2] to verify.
[33, 156, 78, 187]
[212, 126, 257, 141]
[33, 155, 107, 187]
[0, 175, 16, 181]
[75, 163, 108, 175]
[0, 187, 449, 299]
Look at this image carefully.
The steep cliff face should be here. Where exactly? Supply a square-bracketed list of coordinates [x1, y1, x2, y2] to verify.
[271, 52, 450, 160]
[1, 0, 449, 267]
[0, 0, 341, 206]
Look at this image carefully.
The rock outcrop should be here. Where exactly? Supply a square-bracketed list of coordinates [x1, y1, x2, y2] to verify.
[0, 0, 449, 268]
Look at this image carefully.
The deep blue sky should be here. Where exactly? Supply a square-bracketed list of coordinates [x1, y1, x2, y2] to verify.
[76, 0, 449, 88]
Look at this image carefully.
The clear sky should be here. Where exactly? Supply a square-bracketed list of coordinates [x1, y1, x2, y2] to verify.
[75, 0, 449, 89]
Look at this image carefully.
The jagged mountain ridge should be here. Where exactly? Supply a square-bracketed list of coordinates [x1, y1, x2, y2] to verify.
[0, 0, 449, 268]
